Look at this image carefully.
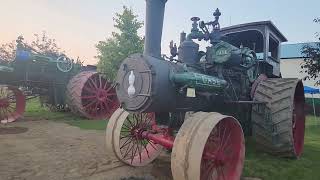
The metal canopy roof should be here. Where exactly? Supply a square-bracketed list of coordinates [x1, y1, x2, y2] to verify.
[221, 21, 287, 42]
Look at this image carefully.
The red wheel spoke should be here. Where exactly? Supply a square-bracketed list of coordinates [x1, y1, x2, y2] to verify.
[89, 77, 98, 89]
[135, 114, 143, 127]
[120, 136, 134, 149]
[218, 166, 226, 180]
[220, 125, 227, 142]
[122, 140, 135, 159]
[140, 140, 150, 158]
[4, 109, 12, 119]
[83, 100, 97, 108]
[130, 139, 139, 164]
[104, 81, 112, 91]
[81, 95, 96, 99]
[99, 75, 103, 89]
[126, 116, 135, 127]
[202, 160, 217, 180]
[220, 132, 232, 154]
[135, 114, 142, 127]
[106, 86, 114, 94]
[146, 139, 158, 151]
[6, 106, 14, 113]
[105, 103, 112, 112]
[107, 93, 117, 96]
[121, 123, 132, 131]
[83, 86, 97, 94]
[94, 102, 99, 114]
[98, 102, 104, 111]
[136, 140, 142, 163]
[120, 134, 133, 140]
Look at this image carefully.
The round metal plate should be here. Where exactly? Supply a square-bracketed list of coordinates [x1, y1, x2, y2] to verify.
[116, 54, 153, 111]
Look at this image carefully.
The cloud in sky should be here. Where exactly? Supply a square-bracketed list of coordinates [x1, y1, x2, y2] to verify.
[0, 0, 319, 65]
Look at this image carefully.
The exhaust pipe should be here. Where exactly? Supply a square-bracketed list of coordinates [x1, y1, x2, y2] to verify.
[144, 0, 168, 58]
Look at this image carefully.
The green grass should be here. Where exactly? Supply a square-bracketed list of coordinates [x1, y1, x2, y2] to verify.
[24, 99, 320, 179]
[243, 117, 320, 180]
[25, 98, 107, 130]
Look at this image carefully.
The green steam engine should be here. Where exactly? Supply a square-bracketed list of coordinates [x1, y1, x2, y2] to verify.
[0, 37, 119, 123]
[106, 0, 305, 180]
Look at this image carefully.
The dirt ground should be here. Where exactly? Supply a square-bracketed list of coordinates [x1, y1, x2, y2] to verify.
[0, 119, 173, 180]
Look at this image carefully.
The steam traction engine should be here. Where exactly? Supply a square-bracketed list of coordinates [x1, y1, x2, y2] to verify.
[106, 0, 305, 179]
[0, 37, 119, 123]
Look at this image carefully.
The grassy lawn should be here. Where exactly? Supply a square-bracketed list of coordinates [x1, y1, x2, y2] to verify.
[24, 99, 320, 180]
[243, 117, 320, 180]
[24, 98, 107, 130]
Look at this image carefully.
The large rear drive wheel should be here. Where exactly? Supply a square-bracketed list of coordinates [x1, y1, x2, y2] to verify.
[252, 78, 305, 158]
[66, 71, 119, 119]
[0, 85, 26, 123]
[106, 108, 163, 167]
[171, 112, 245, 180]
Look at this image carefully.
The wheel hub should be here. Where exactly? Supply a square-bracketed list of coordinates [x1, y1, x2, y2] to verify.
[96, 90, 108, 101]
[0, 99, 9, 108]
[204, 152, 225, 167]
[131, 127, 146, 140]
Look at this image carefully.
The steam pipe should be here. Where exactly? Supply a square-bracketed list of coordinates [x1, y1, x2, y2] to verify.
[144, 0, 168, 58]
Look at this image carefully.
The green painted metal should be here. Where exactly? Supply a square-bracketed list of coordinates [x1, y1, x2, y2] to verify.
[170, 71, 227, 91]
[0, 39, 83, 109]
[0, 65, 13, 72]
[209, 41, 239, 64]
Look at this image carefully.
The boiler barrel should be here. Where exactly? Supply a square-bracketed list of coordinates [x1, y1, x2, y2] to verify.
[115, 54, 225, 113]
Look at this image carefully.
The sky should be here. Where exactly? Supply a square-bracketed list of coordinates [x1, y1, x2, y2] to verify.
[0, 0, 319, 65]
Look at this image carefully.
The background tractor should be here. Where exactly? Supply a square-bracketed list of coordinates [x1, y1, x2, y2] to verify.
[0, 38, 119, 123]
[106, 0, 306, 179]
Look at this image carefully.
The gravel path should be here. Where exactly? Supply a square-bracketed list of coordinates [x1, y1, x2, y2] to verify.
[0, 120, 172, 180]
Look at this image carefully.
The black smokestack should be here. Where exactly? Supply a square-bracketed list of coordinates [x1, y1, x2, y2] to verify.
[144, 0, 167, 58]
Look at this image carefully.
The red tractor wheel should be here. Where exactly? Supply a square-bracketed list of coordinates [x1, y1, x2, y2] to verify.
[0, 85, 26, 124]
[106, 108, 163, 166]
[252, 78, 305, 158]
[172, 112, 245, 180]
[66, 71, 119, 119]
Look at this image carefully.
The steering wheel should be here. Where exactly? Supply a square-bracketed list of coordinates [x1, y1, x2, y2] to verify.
[56, 55, 73, 72]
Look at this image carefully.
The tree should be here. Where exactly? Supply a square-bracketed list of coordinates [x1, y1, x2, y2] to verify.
[301, 18, 320, 85]
[96, 6, 144, 81]
[0, 41, 15, 64]
[0, 31, 64, 64]
[29, 31, 63, 57]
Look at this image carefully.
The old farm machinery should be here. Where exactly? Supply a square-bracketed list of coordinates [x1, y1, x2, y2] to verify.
[106, 0, 306, 179]
[0, 37, 119, 123]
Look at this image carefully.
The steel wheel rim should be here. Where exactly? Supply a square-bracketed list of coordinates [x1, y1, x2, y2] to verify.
[0, 86, 26, 123]
[292, 81, 305, 157]
[172, 112, 244, 180]
[114, 112, 163, 166]
[201, 118, 244, 180]
[81, 73, 119, 119]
